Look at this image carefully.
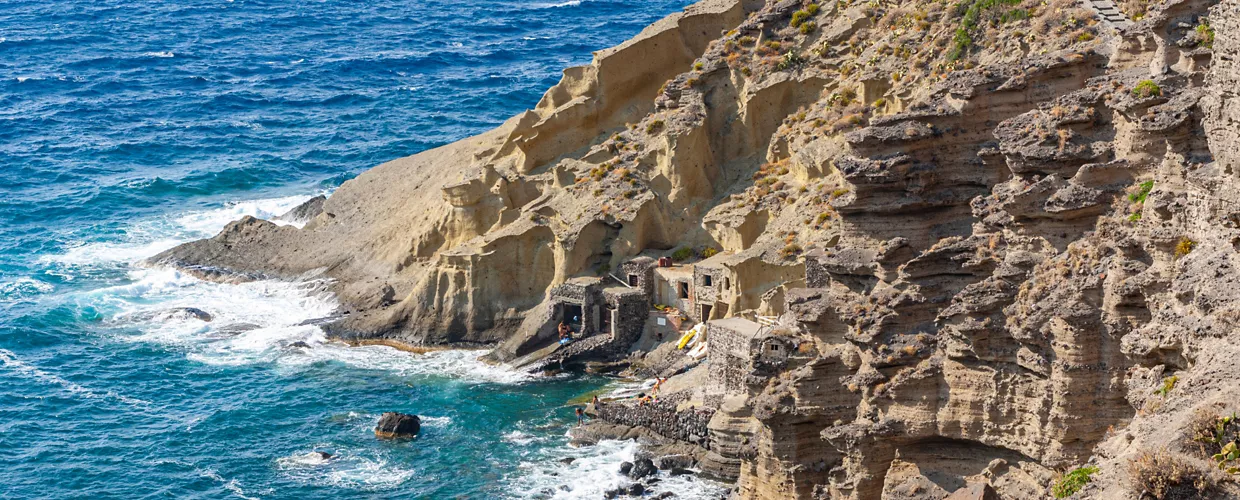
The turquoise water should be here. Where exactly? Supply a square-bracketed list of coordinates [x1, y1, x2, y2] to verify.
[0, 1, 723, 497]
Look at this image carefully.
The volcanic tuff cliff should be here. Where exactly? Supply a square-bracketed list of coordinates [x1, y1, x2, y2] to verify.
[153, 0, 1240, 497]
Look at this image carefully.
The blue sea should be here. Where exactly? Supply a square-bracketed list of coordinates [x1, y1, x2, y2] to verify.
[0, 1, 723, 498]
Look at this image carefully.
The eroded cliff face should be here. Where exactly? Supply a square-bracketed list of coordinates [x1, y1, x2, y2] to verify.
[152, 0, 1240, 497]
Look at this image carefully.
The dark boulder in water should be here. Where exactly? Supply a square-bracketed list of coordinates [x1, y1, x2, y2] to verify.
[626, 483, 645, 496]
[627, 458, 656, 479]
[618, 461, 633, 475]
[287, 341, 312, 349]
[314, 451, 332, 460]
[275, 195, 326, 225]
[374, 412, 420, 439]
[558, 457, 575, 465]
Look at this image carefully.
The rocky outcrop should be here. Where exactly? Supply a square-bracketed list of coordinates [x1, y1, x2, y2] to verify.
[150, 0, 1240, 497]
[274, 195, 325, 225]
[374, 412, 420, 439]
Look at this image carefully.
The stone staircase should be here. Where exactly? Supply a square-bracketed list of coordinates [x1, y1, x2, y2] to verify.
[1086, 0, 1133, 29]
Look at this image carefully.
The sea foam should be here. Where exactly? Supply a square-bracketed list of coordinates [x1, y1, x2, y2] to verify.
[503, 439, 729, 499]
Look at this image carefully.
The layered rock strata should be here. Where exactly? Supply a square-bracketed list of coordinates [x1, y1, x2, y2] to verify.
[152, 0, 1240, 497]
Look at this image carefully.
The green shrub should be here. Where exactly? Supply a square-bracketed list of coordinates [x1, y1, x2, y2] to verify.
[807, 3, 820, 15]
[799, 21, 817, 34]
[1196, 21, 1215, 48]
[949, 0, 1022, 60]
[693, 61, 704, 71]
[779, 243, 804, 258]
[1001, 8, 1029, 23]
[1052, 465, 1098, 498]
[948, 27, 973, 61]
[646, 120, 665, 134]
[670, 247, 693, 262]
[1129, 180, 1154, 204]
[1133, 80, 1162, 98]
[699, 246, 719, 258]
[791, 10, 811, 27]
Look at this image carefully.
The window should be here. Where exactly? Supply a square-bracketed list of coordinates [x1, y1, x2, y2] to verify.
[628, 274, 638, 287]
[724, 277, 731, 290]
[703, 275, 713, 287]
[678, 282, 689, 299]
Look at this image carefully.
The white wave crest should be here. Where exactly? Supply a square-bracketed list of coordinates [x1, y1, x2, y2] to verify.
[532, 0, 583, 8]
[143, 51, 175, 58]
[283, 344, 537, 384]
[0, 278, 55, 299]
[43, 191, 326, 268]
[420, 415, 452, 428]
[277, 448, 415, 491]
[82, 268, 533, 384]
[503, 439, 728, 499]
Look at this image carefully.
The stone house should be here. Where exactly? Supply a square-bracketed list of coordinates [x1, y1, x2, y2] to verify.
[704, 317, 795, 400]
[545, 275, 646, 346]
[547, 277, 603, 336]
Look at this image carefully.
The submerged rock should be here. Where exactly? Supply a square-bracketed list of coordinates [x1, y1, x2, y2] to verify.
[146, 307, 213, 322]
[374, 412, 420, 439]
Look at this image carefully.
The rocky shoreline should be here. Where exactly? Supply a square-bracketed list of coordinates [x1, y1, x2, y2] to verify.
[149, 0, 1240, 496]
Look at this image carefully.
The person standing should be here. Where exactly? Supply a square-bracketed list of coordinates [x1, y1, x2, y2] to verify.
[575, 407, 585, 426]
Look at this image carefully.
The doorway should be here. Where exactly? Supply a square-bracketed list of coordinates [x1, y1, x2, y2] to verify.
[562, 303, 583, 332]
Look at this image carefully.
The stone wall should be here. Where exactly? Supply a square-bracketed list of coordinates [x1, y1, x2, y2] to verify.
[803, 254, 829, 289]
[693, 265, 726, 304]
[619, 257, 657, 301]
[604, 286, 649, 348]
[705, 318, 764, 397]
[595, 392, 716, 449]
